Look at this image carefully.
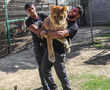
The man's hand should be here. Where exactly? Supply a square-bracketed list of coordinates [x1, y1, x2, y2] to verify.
[29, 24, 40, 36]
[40, 30, 47, 38]
[56, 30, 69, 37]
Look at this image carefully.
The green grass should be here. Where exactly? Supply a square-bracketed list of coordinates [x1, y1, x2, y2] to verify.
[25, 89, 31, 90]
[81, 75, 110, 90]
[89, 39, 103, 49]
[0, 89, 5, 90]
[91, 34, 110, 49]
[93, 43, 110, 49]
[96, 34, 110, 39]
[63, 74, 110, 90]
[0, 88, 32, 90]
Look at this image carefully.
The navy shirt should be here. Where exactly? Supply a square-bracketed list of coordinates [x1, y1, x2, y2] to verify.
[25, 13, 79, 54]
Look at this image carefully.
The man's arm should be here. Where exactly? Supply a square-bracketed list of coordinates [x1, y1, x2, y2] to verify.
[25, 18, 42, 36]
[28, 24, 41, 36]
[40, 15, 79, 39]
[48, 30, 69, 38]
[40, 29, 69, 39]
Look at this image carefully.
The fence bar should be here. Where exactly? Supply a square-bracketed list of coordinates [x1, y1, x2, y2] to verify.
[89, 0, 94, 44]
[56, 0, 58, 5]
[4, 0, 11, 52]
[8, 18, 27, 23]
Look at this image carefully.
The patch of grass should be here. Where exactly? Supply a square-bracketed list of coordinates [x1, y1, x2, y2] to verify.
[88, 39, 101, 45]
[89, 39, 103, 49]
[102, 46, 110, 49]
[92, 33, 110, 49]
[96, 26, 110, 30]
[93, 42, 110, 49]
[65, 74, 110, 90]
[51, 73, 110, 90]
[0, 89, 5, 90]
[81, 75, 110, 90]
[94, 43, 102, 49]
[25, 89, 30, 90]
[96, 34, 110, 39]
[90, 38, 110, 49]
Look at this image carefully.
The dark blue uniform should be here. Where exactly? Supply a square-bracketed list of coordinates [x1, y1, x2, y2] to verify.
[25, 14, 51, 90]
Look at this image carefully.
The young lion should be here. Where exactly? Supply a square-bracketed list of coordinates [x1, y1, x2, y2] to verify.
[42, 5, 70, 63]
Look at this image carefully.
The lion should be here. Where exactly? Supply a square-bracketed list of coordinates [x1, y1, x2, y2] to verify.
[41, 5, 70, 63]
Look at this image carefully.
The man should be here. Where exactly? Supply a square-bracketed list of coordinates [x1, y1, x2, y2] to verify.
[67, 5, 83, 39]
[40, 6, 83, 90]
[24, 3, 57, 90]
[24, 3, 68, 90]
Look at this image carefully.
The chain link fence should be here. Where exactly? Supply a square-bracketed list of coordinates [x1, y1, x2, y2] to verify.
[86, 0, 110, 49]
[0, 23, 9, 58]
[0, 0, 35, 57]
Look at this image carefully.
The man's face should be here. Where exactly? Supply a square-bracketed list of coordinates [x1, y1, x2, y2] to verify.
[69, 8, 80, 17]
[26, 5, 36, 16]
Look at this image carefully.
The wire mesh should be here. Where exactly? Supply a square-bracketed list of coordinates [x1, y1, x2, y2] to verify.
[0, 23, 8, 58]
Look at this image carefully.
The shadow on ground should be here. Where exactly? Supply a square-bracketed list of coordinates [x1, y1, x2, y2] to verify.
[33, 87, 43, 90]
[0, 48, 38, 73]
[0, 39, 94, 73]
[84, 50, 110, 65]
[0, 42, 90, 73]
[67, 42, 90, 59]
[1, 27, 110, 73]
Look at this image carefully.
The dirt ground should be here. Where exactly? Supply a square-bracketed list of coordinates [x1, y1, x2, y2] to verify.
[0, 27, 110, 90]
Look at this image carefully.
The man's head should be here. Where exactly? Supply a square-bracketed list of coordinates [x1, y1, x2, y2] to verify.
[24, 3, 37, 17]
[76, 5, 84, 16]
[67, 5, 83, 21]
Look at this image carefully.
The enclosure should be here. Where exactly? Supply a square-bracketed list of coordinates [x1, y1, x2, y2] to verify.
[1, 0, 110, 58]
[0, 0, 110, 89]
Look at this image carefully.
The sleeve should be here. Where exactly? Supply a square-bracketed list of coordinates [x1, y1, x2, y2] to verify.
[67, 22, 79, 39]
[38, 13, 48, 21]
[25, 18, 33, 28]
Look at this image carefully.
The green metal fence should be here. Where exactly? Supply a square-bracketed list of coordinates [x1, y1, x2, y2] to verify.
[0, 0, 33, 57]
[4, 0, 27, 47]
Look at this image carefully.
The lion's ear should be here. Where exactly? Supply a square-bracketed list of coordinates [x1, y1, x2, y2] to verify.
[50, 5, 55, 12]
[63, 6, 67, 11]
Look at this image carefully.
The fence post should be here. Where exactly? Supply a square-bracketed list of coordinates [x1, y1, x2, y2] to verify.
[89, 0, 94, 44]
[56, 0, 58, 5]
[4, 0, 11, 52]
